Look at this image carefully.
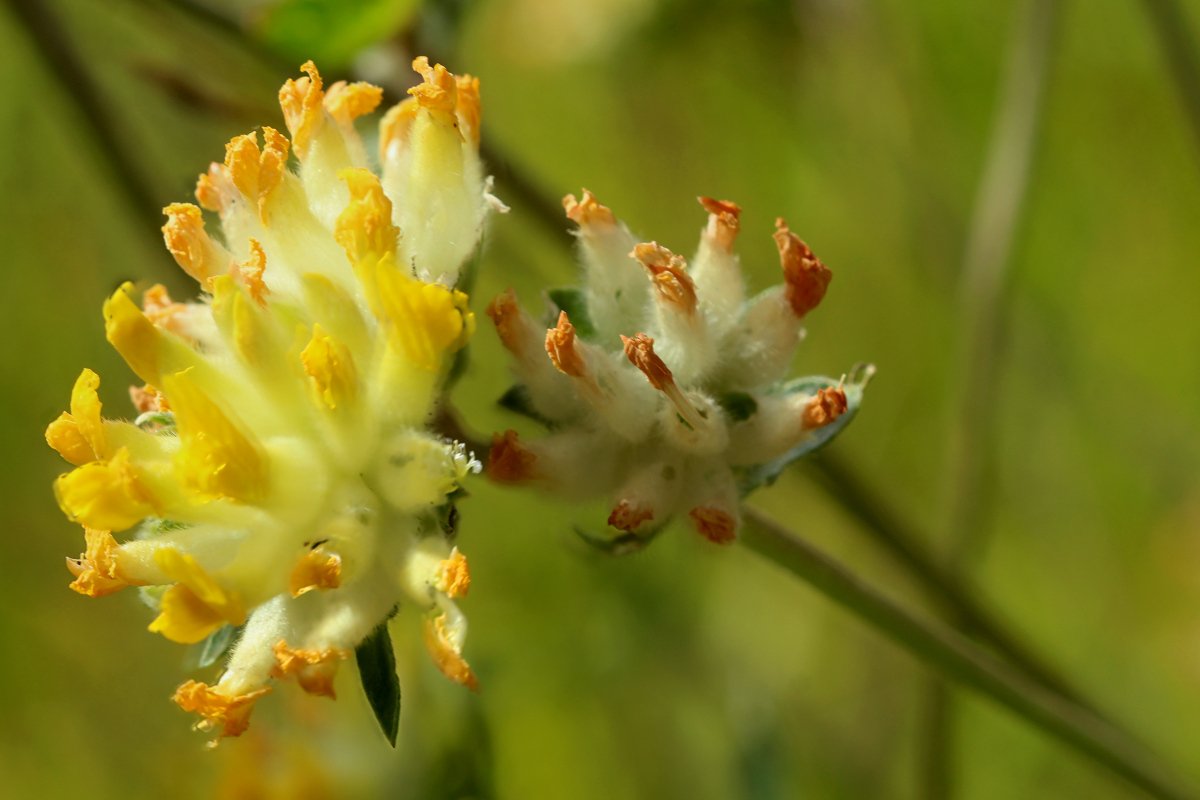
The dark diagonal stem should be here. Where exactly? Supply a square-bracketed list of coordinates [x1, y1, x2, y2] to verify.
[5, 0, 164, 235]
[740, 508, 1195, 800]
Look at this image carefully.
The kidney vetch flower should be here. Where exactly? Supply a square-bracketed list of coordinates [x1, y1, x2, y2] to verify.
[46, 58, 498, 743]
[487, 192, 870, 549]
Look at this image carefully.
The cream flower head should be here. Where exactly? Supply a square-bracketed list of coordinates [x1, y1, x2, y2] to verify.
[487, 192, 870, 549]
[47, 58, 495, 744]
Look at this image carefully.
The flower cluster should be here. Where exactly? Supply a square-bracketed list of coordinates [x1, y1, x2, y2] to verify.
[46, 58, 494, 742]
[486, 192, 869, 546]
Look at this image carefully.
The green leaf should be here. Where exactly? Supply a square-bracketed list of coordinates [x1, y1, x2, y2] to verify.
[497, 385, 555, 428]
[434, 500, 460, 538]
[257, 0, 422, 71]
[547, 287, 597, 340]
[196, 625, 239, 668]
[355, 621, 402, 747]
[735, 364, 875, 496]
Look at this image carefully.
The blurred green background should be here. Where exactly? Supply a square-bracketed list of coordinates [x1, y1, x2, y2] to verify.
[3, 0, 1200, 797]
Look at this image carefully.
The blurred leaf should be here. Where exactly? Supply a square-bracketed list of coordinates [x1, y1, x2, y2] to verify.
[256, 0, 421, 70]
[736, 365, 875, 496]
[573, 521, 667, 556]
[195, 624, 238, 668]
[355, 620, 402, 747]
[497, 384, 555, 428]
[547, 287, 597, 339]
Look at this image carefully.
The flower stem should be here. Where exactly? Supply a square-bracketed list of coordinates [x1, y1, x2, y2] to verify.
[805, 452, 1091, 710]
[739, 506, 1195, 800]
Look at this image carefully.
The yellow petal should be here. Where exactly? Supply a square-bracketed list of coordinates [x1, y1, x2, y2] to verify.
[271, 640, 348, 698]
[300, 324, 358, 411]
[334, 168, 398, 263]
[454, 74, 481, 145]
[373, 266, 473, 372]
[324, 81, 383, 126]
[103, 283, 167, 385]
[163, 368, 267, 503]
[379, 98, 418, 160]
[46, 412, 93, 466]
[408, 56, 458, 122]
[422, 613, 478, 691]
[238, 239, 269, 307]
[435, 547, 471, 599]
[148, 548, 245, 643]
[54, 447, 156, 531]
[300, 273, 368, 354]
[223, 130, 291, 224]
[279, 61, 324, 159]
[46, 368, 106, 466]
[288, 547, 342, 597]
[162, 203, 227, 282]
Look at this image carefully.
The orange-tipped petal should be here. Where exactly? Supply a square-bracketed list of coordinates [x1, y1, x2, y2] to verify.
[775, 218, 831, 318]
[608, 500, 654, 533]
[324, 81, 383, 125]
[279, 61, 324, 157]
[66, 528, 136, 597]
[632, 242, 696, 313]
[487, 430, 537, 483]
[689, 507, 737, 544]
[698, 196, 741, 251]
[563, 189, 615, 227]
[408, 56, 457, 120]
[422, 614, 478, 691]
[545, 311, 586, 377]
[620, 333, 674, 392]
[271, 641, 349, 698]
[436, 548, 471, 599]
[288, 547, 342, 597]
[802, 386, 848, 429]
[173, 680, 270, 743]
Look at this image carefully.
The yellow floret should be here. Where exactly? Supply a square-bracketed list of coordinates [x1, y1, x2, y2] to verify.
[148, 548, 246, 644]
[163, 368, 267, 503]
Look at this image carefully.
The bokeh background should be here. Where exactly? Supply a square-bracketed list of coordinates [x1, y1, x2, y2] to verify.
[3, 0, 1200, 797]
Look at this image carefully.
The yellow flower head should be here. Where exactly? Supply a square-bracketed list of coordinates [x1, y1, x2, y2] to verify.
[48, 59, 495, 744]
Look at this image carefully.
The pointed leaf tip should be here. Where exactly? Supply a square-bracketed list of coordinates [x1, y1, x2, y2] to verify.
[355, 621, 402, 746]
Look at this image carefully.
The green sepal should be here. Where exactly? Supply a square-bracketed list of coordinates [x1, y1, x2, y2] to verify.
[195, 624, 240, 669]
[355, 621, 402, 747]
[718, 391, 759, 422]
[547, 288, 597, 340]
[443, 246, 486, 392]
[137, 584, 167, 611]
[573, 520, 668, 556]
[735, 364, 875, 496]
[435, 500, 460, 539]
[135, 411, 174, 432]
[497, 385, 555, 429]
[136, 517, 187, 540]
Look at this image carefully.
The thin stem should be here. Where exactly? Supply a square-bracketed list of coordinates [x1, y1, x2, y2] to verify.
[804, 452, 1090, 710]
[928, 2, 1060, 793]
[944, 0, 1058, 567]
[5, 0, 164, 235]
[1140, 0, 1200, 165]
[739, 507, 1195, 800]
